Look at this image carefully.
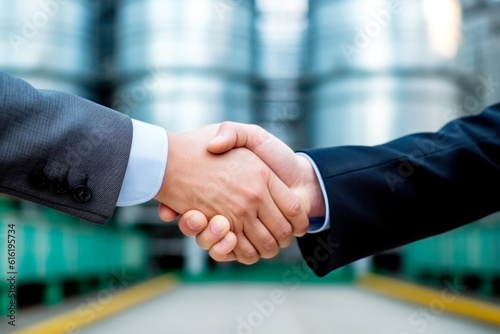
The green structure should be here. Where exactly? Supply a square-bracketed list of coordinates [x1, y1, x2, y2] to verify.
[0, 197, 149, 315]
[403, 217, 500, 297]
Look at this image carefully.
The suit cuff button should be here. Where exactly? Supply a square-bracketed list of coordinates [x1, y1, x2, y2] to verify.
[29, 172, 49, 189]
[73, 185, 92, 203]
[51, 179, 70, 195]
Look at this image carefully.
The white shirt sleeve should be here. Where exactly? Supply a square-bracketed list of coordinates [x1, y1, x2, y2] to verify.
[295, 152, 331, 234]
[117, 119, 168, 206]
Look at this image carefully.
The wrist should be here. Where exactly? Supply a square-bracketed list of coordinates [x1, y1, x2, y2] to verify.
[154, 127, 219, 213]
[154, 131, 181, 204]
[296, 155, 325, 218]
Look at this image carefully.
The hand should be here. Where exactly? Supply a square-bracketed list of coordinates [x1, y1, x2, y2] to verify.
[174, 211, 237, 262]
[155, 124, 309, 264]
[170, 122, 325, 262]
[207, 122, 325, 217]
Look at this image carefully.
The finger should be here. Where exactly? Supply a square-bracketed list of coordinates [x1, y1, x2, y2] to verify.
[178, 210, 209, 237]
[218, 251, 237, 262]
[247, 164, 307, 240]
[210, 251, 237, 263]
[267, 173, 309, 237]
[207, 122, 270, 154]
[195, 215, 231, 250]
[242, 218, 280, 259]
[232, 232, 260, 265]
[208, 232, 237, 262]
[158, 203, 180, 222]
[207, 122, 299, 186]
[255, 192, 294, 248]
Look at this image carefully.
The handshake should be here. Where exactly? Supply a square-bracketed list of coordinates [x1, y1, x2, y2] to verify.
[3, 72, 495, 276]
[154, 122, 326, 265]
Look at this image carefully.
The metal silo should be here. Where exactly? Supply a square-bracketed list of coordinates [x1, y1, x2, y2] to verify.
[307, 0, 466, 147]
[0, 0, 98, 99]
[113, 0, 255, 131]
[113, 0, 256, 276]
[459, 2, 500, 112]
[254, 0, 309, 150]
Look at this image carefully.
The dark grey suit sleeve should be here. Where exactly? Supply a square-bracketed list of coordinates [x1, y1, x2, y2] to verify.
[0, 72, 133, 224]
[297, 103, 500, 276]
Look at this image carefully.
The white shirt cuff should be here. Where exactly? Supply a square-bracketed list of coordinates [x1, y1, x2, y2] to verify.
[295, 152, 330, 234]
[117, 119, 168, 206]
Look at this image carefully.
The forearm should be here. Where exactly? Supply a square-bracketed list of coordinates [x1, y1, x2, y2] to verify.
[0, 72, 133, 223]
[298, 103, 500, 276]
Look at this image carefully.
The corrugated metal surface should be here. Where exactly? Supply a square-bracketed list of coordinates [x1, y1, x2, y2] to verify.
[307, 0, 465, 148]
[0, 0, 98, 98]
[113, 0, 255, 130]
[255, 0, 308, 150]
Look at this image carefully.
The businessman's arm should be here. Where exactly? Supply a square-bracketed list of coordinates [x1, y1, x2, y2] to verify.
[0, 73, 308, 263]
[297, 103, 500, 276]
[0, 72, 133, 223]
[182, 104, 500, 275]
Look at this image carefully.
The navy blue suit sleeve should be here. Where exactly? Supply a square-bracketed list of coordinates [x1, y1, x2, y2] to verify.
[297, 103, 500, 276]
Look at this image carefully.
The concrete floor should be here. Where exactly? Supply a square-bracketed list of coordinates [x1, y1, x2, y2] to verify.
[74, 283, 499, 334]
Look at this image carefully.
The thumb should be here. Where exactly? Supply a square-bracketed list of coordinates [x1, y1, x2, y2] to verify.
[207, 122, 299, 186]
[158, 203, 180, 222]
[207, 122, 267, 154]
[207, 134, 233, 154]
[207, 129, 238, 154]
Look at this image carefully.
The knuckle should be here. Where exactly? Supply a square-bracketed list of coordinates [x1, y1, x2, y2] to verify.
[255, 163, 270, 179]
[275, 222, 293, 241]
[244, 187, 264, 204]
[262, 236, 278, 252]
[287, 196, 304, 218]
[233, 204, 250, 218]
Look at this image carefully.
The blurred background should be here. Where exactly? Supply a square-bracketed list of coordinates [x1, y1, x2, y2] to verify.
[1, 0, 500, 333]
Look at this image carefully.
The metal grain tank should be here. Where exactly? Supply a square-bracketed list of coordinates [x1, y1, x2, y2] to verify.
[459, 2, 500, 111]
[113, 0, 256, 275]
[114, 0, 255, 131]
[254, 0, 309, 149]
[307, 0, 465, 147]
[0, 0, 98, 99]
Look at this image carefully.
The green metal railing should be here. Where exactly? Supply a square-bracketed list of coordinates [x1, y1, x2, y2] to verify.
[0, 198, 149, 314]
[402, 218, 500, 296]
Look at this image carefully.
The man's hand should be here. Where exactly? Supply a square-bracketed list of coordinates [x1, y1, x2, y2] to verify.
[169, 122, 325, 262]
[207, 122, 325, 218]
[155, 124, 308, 264]
[174, 211, 238, 262]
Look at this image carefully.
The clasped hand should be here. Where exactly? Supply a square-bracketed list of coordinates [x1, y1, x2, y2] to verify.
[154, 123, 325, 264]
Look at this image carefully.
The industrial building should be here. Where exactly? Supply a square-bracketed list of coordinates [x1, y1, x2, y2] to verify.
[1, 0, 499, 333]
